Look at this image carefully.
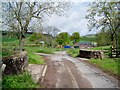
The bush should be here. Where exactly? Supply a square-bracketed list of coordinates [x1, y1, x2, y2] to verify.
[29, 33, 42, 42]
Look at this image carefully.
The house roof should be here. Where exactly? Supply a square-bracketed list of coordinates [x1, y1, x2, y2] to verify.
[74, 41, 94, 46]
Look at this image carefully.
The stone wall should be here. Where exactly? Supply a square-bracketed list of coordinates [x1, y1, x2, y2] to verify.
[2, 51, 28, 75]
[79, 49, 104, 59]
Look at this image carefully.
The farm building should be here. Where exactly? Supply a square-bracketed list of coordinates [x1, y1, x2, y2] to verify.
[73, 41, 96, 49]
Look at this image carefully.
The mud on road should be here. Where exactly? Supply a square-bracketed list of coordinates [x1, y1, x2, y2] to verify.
[38, 51, 119, 88]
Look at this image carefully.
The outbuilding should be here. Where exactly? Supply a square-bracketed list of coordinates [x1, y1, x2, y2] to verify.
[74, 41, 96, 49]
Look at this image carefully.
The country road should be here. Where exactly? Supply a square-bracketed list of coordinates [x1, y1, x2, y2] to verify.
[39, 51, 119, 88]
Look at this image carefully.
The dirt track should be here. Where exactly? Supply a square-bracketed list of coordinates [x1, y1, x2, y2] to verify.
[39, 51, 119, 88]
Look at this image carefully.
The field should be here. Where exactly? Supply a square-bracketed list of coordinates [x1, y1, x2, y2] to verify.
[80, 35, 96, 42]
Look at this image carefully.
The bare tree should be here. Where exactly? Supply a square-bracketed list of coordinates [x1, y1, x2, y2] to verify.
[44, 26, 60, 37]
[2, 1, 71, 51]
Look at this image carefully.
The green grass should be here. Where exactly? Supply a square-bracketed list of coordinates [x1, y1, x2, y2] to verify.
[89, 58, 120, 77]
[2, 36, 18, 42]
[2, 35, 45, 65]
[54, 48, 66, 51]
[88, 45, 111, 57]
[36, 48, 55, 54]
[25, 46, 45, 65]
[81, 36, 96, 42]
[2, 34, 31, 43]
[2, 50, 13, 57]
[2, 71, 40, 88]
[28, 52, 45, 64]
[88, 45, 110, 50]
[67, 48, 80, 57]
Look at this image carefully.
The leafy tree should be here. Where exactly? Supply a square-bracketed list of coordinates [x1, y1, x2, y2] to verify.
[86, 1, 120, 57]
[70, 32, 80, 44]
[29, 33, 42, 45]
[56, 32, 70, 46]
[118, 31, 120, 48]
[2, 2, 71, 51]
[96, 30, 111, 46]
[42, 34, 53, 47]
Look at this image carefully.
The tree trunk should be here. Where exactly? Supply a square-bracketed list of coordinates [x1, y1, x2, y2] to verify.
[19, 36, 23, 52]
[19, 32, 25, 52]
[110, 33, 114, 58]
[115, 32, 119, 58]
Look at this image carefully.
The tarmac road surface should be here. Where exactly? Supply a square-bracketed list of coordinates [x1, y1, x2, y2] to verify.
[39, 51, 119, 88]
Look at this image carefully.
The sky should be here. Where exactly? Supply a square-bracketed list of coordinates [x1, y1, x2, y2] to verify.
[44, 2, 98, 36]
[1, 0, 119, 36]
[0, 1, 101, 36]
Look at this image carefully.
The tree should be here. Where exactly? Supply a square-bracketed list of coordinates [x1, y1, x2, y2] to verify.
[70, 32, 80, 44]
[52, 27, 61, 38]
[40, 26, 60, 47]
[96, 30, 111, 46]
[86, 1, 120, 57]
[29, 32, 42, 45]
[44, 26, 60, 37]
[56, 32, 70, 46]
[2, 1, 71, 51]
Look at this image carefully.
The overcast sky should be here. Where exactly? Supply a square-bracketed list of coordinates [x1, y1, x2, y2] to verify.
[44, 2, 98, 36]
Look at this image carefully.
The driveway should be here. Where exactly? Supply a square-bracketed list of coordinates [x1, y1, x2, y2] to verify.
[39, 51, 119, 88]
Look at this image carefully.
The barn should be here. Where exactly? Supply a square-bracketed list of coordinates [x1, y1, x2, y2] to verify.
[74, 41, 96, 49]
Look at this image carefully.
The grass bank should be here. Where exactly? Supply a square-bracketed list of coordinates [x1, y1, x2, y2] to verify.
[67, 48, 80, 57]
[25, 46, 45, 65]
[2, 72, 40, 88]
[89, 58, 120, 78]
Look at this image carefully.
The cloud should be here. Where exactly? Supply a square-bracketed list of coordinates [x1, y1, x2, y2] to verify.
[44, 2, 98, 36]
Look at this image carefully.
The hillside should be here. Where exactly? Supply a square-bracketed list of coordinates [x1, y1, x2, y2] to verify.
[81, 34, 96, 42]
